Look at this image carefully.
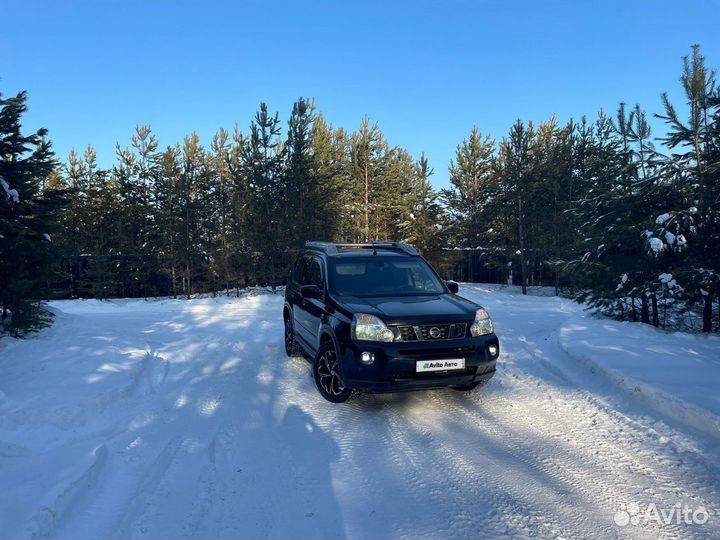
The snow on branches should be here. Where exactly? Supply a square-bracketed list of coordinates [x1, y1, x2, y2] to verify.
[1, 176, 20, 203]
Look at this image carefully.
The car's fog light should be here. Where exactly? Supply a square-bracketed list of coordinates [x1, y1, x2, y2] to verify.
[488, 345, 498, 357]
[361, 352, 375, 364]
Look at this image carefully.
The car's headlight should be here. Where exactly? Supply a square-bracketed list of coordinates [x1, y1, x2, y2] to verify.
[470, 308, 494, 336]
[352, 313, 394, 342]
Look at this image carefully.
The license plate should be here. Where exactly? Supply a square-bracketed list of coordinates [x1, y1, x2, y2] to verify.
[416, 358, 465, 373]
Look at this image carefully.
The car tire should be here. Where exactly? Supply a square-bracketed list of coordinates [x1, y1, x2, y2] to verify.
[284, 316, 302, 357]
[451, 380, 484, 392]
[313, 342, 351, 403]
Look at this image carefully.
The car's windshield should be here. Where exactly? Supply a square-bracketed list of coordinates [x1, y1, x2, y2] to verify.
[328, 257, 446, 297]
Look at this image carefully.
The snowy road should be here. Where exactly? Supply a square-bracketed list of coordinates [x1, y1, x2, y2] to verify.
[1, 285, 719, 539]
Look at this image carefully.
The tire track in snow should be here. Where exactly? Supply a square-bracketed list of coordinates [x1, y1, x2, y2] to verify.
[448, 363, 715, 539]
[460, 285, 719, 538]
[425, 388, 603, 539]
[112, 436, 184, 537]
[508, 329, 720, 526]
[177, 426, 226, 538]
[378, 397, 526, 538]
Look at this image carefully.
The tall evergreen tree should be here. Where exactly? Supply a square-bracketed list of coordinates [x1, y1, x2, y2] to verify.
[177, 133, 207, 297]
[0, 91, 65, 335]
[399, 154, 448, 265]
[567, 111, 643, 319]
[153, 144, 184, 297]
[237, 104, 285, 285]
[113, 126, 159, 297]
[309, 114, 348, 242]
[206, 128, 237, 292]
[442, 127, 496, 248]
[348, 117, 388, 241]
[284, 98, 320, 248]
[497, 120, 535, 294]
[652, 45, 719, 332]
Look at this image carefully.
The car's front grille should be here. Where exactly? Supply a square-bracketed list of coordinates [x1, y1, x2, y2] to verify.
[393, 322, 468, 342]
[420, 324, 450, 340]
[398, 326, 418, 341]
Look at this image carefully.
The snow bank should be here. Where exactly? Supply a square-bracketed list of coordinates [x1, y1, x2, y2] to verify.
[558, 318, 720, 438]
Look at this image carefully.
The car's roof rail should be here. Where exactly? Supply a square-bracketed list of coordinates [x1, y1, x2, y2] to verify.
[304, 241, 419, 256]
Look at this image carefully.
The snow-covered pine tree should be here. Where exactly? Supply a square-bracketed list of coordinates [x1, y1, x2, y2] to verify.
[0, 90, 66, 336]
[650, 45, 719, 332]
[565, 110, 645, 320]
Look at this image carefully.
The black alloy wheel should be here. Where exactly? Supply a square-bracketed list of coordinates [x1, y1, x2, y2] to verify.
[313, 342, 351, 403]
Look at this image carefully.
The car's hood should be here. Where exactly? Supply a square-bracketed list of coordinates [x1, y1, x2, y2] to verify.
[336, 293, 479, 324]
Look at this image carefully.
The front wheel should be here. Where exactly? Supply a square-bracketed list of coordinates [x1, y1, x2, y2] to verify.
[313, 343, 352, 403]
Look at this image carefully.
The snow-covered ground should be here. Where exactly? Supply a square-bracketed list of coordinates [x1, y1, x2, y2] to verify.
[1, 285, 718, 539]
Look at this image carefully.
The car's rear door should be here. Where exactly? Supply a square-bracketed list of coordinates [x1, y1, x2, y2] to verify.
[293, 256, 311, 344]
[304, 257, 325, 348]
[294, 255, 325, 350]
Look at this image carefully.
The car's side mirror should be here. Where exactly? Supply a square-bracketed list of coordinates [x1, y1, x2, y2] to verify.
[446, 280, 459, 294]
[300, 284, 322, 299]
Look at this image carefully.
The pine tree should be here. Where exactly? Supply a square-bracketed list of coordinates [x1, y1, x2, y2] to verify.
[652, 45, 719, 332]
[348, 117, 388, 241]
[74, 147, 122, 299]
[113, 126, 159, 297]
[284, 98, 320, 248]
[497, 120, 535, 294]
[399, 154, 448, 265]
[376, 147, 414, 240]
[441, 127, 496, 249]
[153, 145, 184, 297]
[237, 104, 285, 285]
[309, 114, 348, 242]
[535, 119, 578, 291]
[565, 106, 669, 324]
[178, 133, 207, 297]
[0, 90, 66, 336]
[206, 128, 237, 293]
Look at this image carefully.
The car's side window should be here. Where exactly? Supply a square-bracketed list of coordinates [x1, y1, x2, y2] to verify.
[297, 257, 311, 286]
[308, 259, 323, 288]
[291, 257, 303, 284]
[296, 255, 323, 288]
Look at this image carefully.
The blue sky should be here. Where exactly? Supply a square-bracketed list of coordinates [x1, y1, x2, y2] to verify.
[2, 0, 718, 188]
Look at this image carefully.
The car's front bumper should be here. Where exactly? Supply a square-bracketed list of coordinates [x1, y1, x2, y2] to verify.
[339, 334, 499, 393]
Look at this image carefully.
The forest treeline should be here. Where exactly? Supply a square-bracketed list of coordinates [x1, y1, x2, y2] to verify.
[1, 45, 719, 336]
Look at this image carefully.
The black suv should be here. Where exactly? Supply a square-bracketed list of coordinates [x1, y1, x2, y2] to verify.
[283, 242, 499, 402]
